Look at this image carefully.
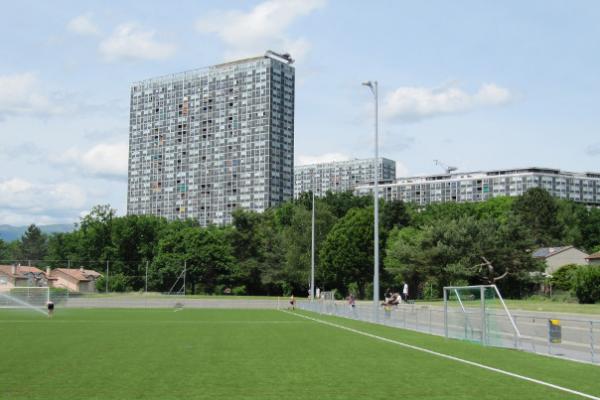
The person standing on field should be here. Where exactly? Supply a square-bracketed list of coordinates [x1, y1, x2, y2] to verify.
[402, 282, 409, 302]
[289, 294, 295, 310]
[46, 300, 54, 318]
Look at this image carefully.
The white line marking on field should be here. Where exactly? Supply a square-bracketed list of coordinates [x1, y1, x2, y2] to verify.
[283, 310, 600, 400]
[0, 320, 309, 324]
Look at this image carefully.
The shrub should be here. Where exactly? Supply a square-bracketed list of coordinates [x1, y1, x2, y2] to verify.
[573, 266, 600, 304]
[347, 282, 359, 298]
[421, 277, 440, 300]
[550, 264, 578, 291]
[95, 273, 131, 292]
[231, 285, 246, 296]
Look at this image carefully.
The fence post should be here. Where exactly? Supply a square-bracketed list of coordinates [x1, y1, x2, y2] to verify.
[429, 307, 432, 334]
[443, 288, 448, 338]
[105, 260, 109, 293]
[590, 321, 596, 364]
[514, 315, 518, 349]
[145, 261, 149, 295]
[415, 307, 419, 331]
[480, 286, 486, 345]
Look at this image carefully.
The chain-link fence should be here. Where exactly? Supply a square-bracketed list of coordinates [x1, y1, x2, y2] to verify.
[298, 299, 600, 365]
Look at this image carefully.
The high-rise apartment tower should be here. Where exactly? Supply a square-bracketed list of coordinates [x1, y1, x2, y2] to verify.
[127, 51, 295, 225]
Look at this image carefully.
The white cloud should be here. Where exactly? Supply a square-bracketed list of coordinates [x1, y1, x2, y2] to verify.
[382, 83, 512, 123]
[99, 23, 176, 62]
[297, 152, 350, 166]
[196, 0, 325, 61]
[67, 14, 100, 36]
[0, 73, 66, 119]
[52, 142, 128, 180]
[0, 178, 87, 225]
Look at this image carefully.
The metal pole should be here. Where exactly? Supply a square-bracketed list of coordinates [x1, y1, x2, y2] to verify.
[311, 188, 315, 301]
[373, 81, 379, 319]
[145, 261, 149, 295]
[590, 321, 595, 363]
[443, 288, 448, 338]
[105, 260, 109, 293]
[362, 80, 379, 319]
[183, 260, 186, 296]
[480, 286, 486, 345]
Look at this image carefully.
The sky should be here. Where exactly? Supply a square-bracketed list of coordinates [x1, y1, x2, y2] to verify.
[0, 0, 599, 225]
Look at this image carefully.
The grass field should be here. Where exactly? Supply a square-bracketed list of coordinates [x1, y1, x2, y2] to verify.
[1, 308, 600, 400]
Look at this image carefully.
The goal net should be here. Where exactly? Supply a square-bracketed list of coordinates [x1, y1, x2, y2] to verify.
[0, 287, 50, 315]
[443, 285, 521, 347]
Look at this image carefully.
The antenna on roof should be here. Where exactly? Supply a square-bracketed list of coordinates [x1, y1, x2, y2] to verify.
[434, 160, 458, 174]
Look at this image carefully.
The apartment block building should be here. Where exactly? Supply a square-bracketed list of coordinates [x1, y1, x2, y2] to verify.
[355, 167, 600, 206]
[127, 51, 295, 225]
[294, 158, 396, 198]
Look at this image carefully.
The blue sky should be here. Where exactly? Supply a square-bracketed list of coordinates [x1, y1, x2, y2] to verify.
[0, 0, 599, 225]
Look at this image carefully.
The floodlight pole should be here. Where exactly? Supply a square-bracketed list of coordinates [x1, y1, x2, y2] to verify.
[362, 80, 379, 320]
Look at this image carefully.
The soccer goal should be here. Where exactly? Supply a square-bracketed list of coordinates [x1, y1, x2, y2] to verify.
[0, 287, 50, 316]
[443, 285, 521, 348]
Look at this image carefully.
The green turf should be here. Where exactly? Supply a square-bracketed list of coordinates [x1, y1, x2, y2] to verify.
[1, 308, 599, 400]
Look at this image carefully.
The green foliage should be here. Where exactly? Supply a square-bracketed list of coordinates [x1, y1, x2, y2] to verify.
[573, 266, 600, 304]
[550, 264, 579, 291]
[420, 276, 440, 300]
[347, 282, 359, 297]
[320, 207, 376, 297]
[20, 188, 598, 299]
[512, 188, 563, 246]
[95, 273, 131, 292]
[18, 224, 47, 261]
[231, 285, 247, 296]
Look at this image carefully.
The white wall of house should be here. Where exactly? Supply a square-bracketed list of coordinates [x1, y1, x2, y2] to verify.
[545, 248, 589, 274]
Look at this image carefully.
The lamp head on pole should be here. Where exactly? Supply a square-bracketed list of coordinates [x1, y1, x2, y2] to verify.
[362, 80, 377, 95]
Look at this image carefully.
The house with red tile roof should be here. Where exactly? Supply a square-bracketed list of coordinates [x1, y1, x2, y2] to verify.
[0, 265, 48, 291]
[49, 267, 102, 293]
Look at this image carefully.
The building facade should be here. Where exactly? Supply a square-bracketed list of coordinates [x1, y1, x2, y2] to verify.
[127, 51, 295, 225]
[532, 246, 590, 275]
[355, 167, 600, 206]
[294, 158, 396, 198]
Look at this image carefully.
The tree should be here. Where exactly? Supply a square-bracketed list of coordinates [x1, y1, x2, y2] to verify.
[0, 238, 12, 262]
[152, 225, 235, 294]
[512, 188, 563, 246]
[78, 204, 117, 262]
[45, 232, 81, 267]
[319, 207, 378, 297]
[381, 200, 410, 232]
[320, 191, 371, 218]
[18, 224, 47, 262]
[384, 216, 542, 298]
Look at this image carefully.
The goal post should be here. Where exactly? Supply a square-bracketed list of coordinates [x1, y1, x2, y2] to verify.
[443, 284, 521, 347]
[0, 287, 51, 315]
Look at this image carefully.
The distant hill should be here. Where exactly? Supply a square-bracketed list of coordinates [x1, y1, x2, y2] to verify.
[0, 224, 76, 242]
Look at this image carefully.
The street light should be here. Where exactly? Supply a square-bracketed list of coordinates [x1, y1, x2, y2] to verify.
[362, 80, 379, 320]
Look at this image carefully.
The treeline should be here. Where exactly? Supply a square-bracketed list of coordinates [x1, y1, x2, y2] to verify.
[1, 188, 599, 298]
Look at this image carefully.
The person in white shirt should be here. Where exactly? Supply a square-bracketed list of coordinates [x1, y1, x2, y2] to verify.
[402, 283, 409, 302]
